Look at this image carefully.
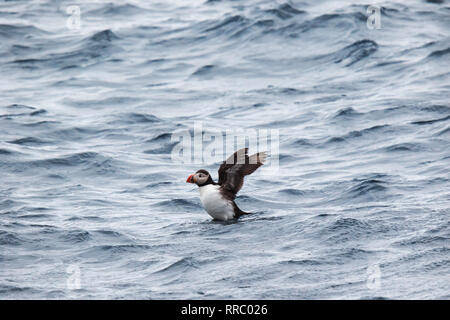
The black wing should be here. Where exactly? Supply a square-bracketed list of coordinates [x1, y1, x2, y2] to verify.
[218, 148, 267, 196]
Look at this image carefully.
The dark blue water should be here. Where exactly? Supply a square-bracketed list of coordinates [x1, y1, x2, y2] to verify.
[1, 0, 449, 299]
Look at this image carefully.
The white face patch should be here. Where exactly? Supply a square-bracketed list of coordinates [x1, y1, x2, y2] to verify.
[194, 172, 209, 185]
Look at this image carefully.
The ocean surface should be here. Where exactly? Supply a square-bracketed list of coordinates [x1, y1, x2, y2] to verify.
[1, 0, 449, 299]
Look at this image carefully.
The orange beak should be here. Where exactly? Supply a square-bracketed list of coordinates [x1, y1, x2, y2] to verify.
[186, 174, 194, 183]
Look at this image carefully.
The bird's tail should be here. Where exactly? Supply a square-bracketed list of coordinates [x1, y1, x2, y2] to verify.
[233, 202, 250, 218]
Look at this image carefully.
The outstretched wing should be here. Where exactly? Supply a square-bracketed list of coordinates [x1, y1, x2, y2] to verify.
[218, 148, 267, 195]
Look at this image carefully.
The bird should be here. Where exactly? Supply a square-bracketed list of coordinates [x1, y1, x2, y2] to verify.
[186, 148, 267, 221]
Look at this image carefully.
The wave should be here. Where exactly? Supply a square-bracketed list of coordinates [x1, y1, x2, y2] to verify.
[343, 175, 389, 201]
[66, 215, 105, 222]
[86, 4, 144, 17]
[394, 235, 449, 247]
[60, 230, 92, 243]
[251, 86, 308, 96]
[427, 47, 450, 58]
[16, 213, 54, 220]
[333, 107, 363, 119]
[436, 126, 450, 136]
[93, 229, 129, 239]
[154, 198, 200, 210]
[384, 142, 424, 152]
[47, 127, 100, 141]
[325, 124, 391, 145]
[88, 29, 120, 43]
[10, 29, 122, 71]
[0, 284, 36, 295]
[0, 24, 47, 40]
[204, 15, 250, 35]
[143, 144, 176, 155]
[2, 152, 123, 176]
[411, 114, 450, 125]
[30, 152, 103, 167]
[264, 4, 306, 20]
[145, 181, 173, 188]
[278, 188, 306, 196]
[0, 104, 46, 117]
[420, 105, 450, 114]
[153, 257, 198, 274]
[8, 137, 49, 146]
[0, 230, 27, 246]
[272, 11, 366, 37]
[326, 218, 371, 232]
[109, 112, 161, 125]
[0, 148, 15, 155]
[333, 40, 378, 66]
[191, 64, 216, 77]
[279, 259, 324, 266]
[289, 138, 314, 147]
[146, 132, 172, 143]
[0, 199, 20, 211]
[84, 244, 152, 256]
[331, 247, 374, 259]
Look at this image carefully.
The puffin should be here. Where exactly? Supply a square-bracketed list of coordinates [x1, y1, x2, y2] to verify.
[186, 148, 267, 221]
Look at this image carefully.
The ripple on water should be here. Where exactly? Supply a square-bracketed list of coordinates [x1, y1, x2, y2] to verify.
[60, 230, 92, 244]
[0, 231, 27, 246]
[153, 257, 199, 274]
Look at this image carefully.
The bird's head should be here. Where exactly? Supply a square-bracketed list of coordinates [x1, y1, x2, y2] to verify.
[186, 169, 212, 187]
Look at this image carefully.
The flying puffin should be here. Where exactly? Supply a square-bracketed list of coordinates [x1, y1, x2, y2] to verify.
[186, 148, 267, 221]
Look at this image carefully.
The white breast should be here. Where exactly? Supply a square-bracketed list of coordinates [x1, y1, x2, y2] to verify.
[199, 184, 235, 221]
